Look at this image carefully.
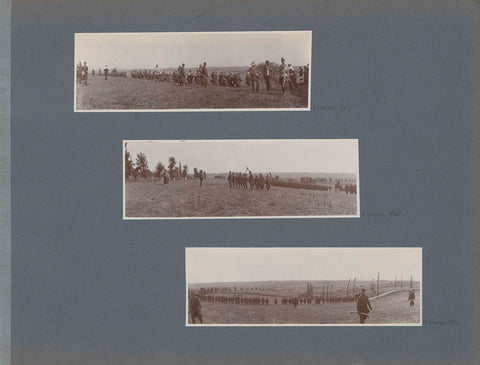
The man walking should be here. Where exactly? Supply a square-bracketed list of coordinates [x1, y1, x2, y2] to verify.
[356, 288, 373, 324]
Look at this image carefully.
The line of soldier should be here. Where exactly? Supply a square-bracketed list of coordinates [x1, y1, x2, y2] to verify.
[199, 294, 344, 307]
[228, 171, 272, 191]
[202, 295, 270, 305]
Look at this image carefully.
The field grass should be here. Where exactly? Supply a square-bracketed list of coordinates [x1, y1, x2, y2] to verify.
[125, 178, 357, 217]
[76, 73, 308, 109]
[188, 289, 421, 325]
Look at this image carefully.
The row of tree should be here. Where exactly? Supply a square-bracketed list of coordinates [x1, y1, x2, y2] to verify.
[125, 149, 204, 181]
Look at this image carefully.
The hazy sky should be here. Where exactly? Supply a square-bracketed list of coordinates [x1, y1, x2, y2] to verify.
[186, 248, 422, 283]
[124, 139, 358, 174]
[75, 31, 311, 70]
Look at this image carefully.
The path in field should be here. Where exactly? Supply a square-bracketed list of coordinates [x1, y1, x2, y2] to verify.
[189, 290, 421, 325]
[125, 179, 357, 217]
[76, 76, 308, 109]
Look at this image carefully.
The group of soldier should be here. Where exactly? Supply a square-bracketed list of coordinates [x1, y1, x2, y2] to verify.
[248, 57, 309, 95]
[228, 171, 272, 191]
[129, 57, 309, 95]
[76, 61, 111, 84]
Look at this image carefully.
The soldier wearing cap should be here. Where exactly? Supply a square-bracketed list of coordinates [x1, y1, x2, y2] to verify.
[356, 288, 372, 323]
[408, 289, 416, 306]
[104, 65, 109, 80]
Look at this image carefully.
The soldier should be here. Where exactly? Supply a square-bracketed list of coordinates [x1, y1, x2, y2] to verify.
[265, 173, 271, 191]
[304, 63, 309, 85]
[356, 288, 373, 324]
[189, 293, 203, 324]
[263, 60, 272, 91]
[249, 62, 259, 92]
[288, 64, 298, 89]
[178, 63, 186, 86]
[228, 171, 232, 188]
[104, 65, 109, 80]
[153, 65, 160, 82]
[82, 61, 88, 85]
[92, 69, 95, 78]
[199, 170, 204, 187]
[200, 62, 208, 87]
[278, 57, 288, 95]
[246, 71, 251, 87]
[408, 289, 416, 306]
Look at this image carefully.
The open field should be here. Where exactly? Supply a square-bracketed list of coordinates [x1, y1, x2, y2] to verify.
[76, 71, 308, 110]
[125, 178, 357, 217]
[187, 289, 421, 325]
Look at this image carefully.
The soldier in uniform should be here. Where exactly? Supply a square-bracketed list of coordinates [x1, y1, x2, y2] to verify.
[408, 289, 415, 306]
[278, 57, 289, 95]
[104, 65, 109, 80]
[178, 63, 186, 86]
[82, 62, 88, 85]
[199, 170, 204, 187]
[263, 60, 272, 91]
[249, 62, 259, 92]
[356, 288, 373, 323]
[288, 64, 298, 89]
[189, 293, 203, 324]
[200, 62, 208, 87]
[228, 171, 232, 188]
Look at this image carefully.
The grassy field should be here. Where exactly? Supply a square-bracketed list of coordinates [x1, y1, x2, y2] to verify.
[187, 289, 421, 325]
[125, 178, 357, 217]
[76, 72, 308, 109]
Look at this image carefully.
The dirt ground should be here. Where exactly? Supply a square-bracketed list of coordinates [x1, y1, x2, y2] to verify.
[76, 75, 308, 109]
[124, 178, 357, 217]
[188, 290, 421, 325]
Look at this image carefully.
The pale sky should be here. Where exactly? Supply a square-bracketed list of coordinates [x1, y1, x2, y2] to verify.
[124, 139, 358, 174]
[75, 31, 311, 70]
[186, 248, 422, 283]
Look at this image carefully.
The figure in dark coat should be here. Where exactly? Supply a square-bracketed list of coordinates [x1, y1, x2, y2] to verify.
[356, 288, 372, 323]
[189, 294, 203, 324]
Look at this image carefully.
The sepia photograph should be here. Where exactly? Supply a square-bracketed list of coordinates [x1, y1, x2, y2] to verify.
[123, 139, 359, 219]
[186, 247, 422, 326]
[75, 31, 311, 111]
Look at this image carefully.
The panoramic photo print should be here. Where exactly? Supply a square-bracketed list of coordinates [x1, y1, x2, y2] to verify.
[186, 247, 422, 326]
[123, 139, 359, 219]
[75, 31, 311, 111]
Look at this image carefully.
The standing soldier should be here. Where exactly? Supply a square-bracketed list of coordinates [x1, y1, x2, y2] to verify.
[199, 170, 204, 187]
[356, 288, 373, 324]
[178, 63, 186, 86]
[92, 69, 95, 78]
[408, 289, 416, 306]
[82, 61, 88, 85]
[288, 64, 298, 89]
[249, 62, 259, 92]
[265, 173, 271, 191]
[104, 65, 109, 80]
[189, 293, 203, 324]
[200, 62, 208, 87]
[263, 60, 272, 91]
[278, 57, 288, 95]
[228, 171, 232, 188]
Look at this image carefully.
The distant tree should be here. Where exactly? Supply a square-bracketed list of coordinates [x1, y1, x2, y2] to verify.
[125, 149, 134, 180]
[182, 164, 188, 179]
[154, 161, 165, 177]
[168, 156, 176, 179]
[135, 152, 149, 179]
